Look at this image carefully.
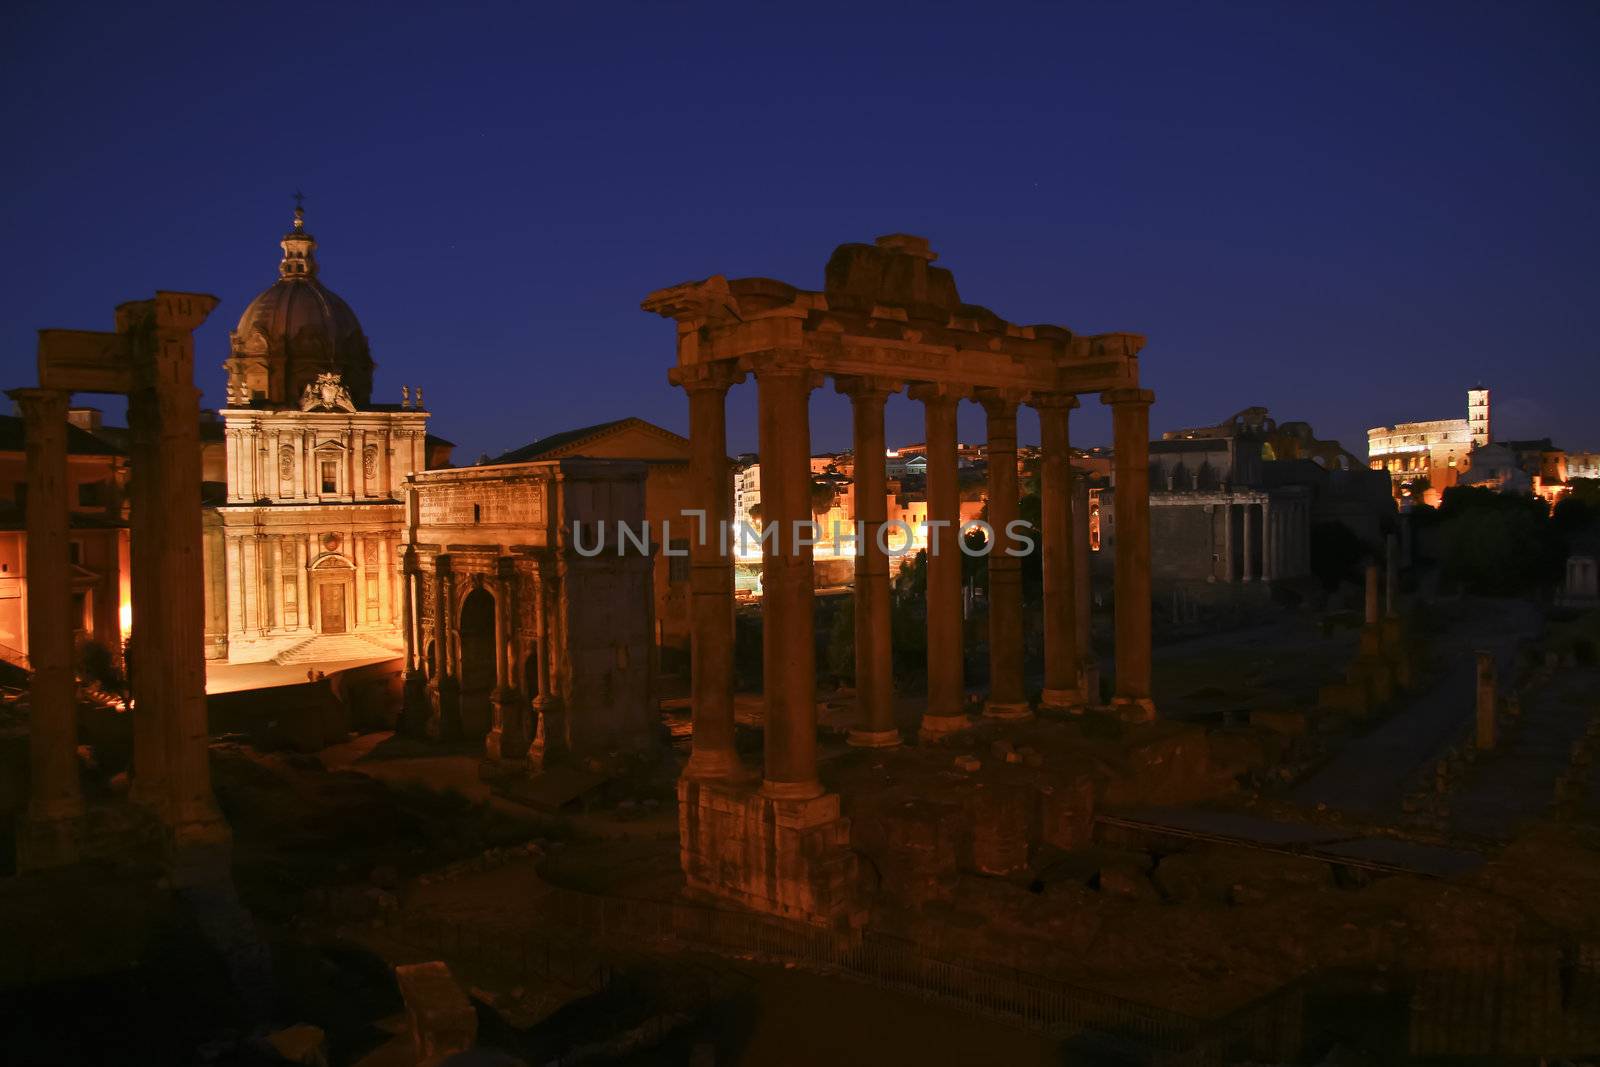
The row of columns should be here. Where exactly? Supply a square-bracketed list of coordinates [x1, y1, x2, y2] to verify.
[675, 359, 1156, 800]
[1213, 496, 1313, 583]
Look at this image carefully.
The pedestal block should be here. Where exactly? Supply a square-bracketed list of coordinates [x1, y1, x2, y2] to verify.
[918, 711, 971, 741]
[1039, 688, 1085, 715]
[677, 776, 864, 928]
[424, 679, 461, 741]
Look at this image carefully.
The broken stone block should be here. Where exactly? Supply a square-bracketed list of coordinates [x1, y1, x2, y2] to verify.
[952, 755, 981, 773]
[1097, 854, 1159, 901]
[395, 961, 476, 1063]
[967, 782, 1034, 876]
[264, 1024, 327, 1066]
[1038, 776, 1095, 851]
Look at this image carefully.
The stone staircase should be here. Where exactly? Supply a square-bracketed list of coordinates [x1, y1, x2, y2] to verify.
[273, 632, 402, 666]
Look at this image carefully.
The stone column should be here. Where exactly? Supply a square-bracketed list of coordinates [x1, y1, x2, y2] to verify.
[1035, 395, 1082, 713]
[1072, 471, 1097, 703]
[294, 536, 309, 632]
[10, 388, 84, 868]
[755, 358, 821, 799]
[137, 293, 229, 863]
[837, 376, 899, 747]
[1475, 650, 1496, 750]
[677, 363, 745, 778]
[1242, 502, 1256, 581]
[1222, 502, 1237, 582]
[1364, 561, 1380, 627]
[910, 384, 967, 737]
[127, 389, 168, 813]
[1384, 532, 1399, 618]
[528, 570, 553, 769]
[979, 389, 1028, 720]
[400, 551, 416, 672]
[486, 559, 524, 762]
[1261, 498, 1274, 582]
[1103, 388, 1156, 721]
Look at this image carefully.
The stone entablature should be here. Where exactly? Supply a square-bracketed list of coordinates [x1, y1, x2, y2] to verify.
[399, 458, 656, 769]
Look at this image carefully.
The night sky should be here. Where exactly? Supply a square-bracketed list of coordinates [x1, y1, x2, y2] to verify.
[3, 2, 1596, 463]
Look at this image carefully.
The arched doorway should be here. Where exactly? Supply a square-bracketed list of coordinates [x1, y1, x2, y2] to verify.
[457, 587, 496, 739]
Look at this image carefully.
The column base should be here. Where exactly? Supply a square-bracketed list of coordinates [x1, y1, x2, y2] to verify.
[918, 713, 971, 741]
[1112, 696, 1157, 723]
[761, 777, 826, 802]
[14, 809, 86, 872]
[483, 727, 529, 764]
[677, 777, 864, 928]
[982, 701, 1033, 722]
[846, 728, 901, 749]
[1039, 688, 1086, 715]
[684, 748, 756, 781]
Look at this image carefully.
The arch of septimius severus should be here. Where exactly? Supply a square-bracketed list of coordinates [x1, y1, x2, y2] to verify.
[645, 234, 1153, 925]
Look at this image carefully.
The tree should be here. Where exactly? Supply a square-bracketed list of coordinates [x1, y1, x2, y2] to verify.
[1436, 486, 1563, 595]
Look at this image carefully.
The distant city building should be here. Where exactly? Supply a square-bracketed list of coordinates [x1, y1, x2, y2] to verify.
[1101, 407, 1393, 590]
[1367, 387, 1491, 506]
[0, 409, 130, 668]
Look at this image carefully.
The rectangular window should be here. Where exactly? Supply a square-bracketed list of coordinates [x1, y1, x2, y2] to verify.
[77, 480, 105, 507]
[320, 460, 338, 494]
[668, 540, 690, 583]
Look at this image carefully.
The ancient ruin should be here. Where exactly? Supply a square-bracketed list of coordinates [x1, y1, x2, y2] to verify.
[645, 234, 1153, 923]
[12, 292, 229, 874]
[398, 458, 657, 768]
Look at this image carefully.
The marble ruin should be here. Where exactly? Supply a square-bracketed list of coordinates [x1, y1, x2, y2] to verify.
[13, 292, 229, 873]
[398, 458, 657, 769]
[644, 234, 1153, 924]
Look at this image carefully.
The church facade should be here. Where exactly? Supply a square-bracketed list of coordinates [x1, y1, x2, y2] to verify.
[203, 208, 435, 664]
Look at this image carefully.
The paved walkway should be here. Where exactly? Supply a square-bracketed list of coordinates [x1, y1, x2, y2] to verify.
[1291, 599, 1541, 818]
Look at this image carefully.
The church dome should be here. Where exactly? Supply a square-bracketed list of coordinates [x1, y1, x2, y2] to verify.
[224, 205, 374, 408]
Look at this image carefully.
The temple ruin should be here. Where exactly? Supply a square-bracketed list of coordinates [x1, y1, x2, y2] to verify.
[644, 234, 1153, 924]
[12, 292, 229, 876]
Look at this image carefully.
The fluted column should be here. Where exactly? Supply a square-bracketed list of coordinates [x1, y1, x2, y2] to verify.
[755, 358, 821, 799]
[837, 376, 900, 747]
[910, 384, 967, 737]
[676, 363, 746, 778]
[10, 388, 84, 868]
[1034, 394, 1082, 713]
[979, 389, 1028, 719]
[1103, 388, 1156, 721]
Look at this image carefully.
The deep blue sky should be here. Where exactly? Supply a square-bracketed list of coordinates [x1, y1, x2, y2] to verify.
[3, 2, 1596, 461]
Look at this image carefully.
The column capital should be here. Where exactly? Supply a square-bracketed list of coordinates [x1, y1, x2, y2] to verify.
[669, 360, 746, 393]
[1028, 391, 1081, 413]
[906, 381, 966, 406]
[974, 386, 1027, 417]
[1101, 387, 1155, 408]
[747, 350, 823, 389]
[7, 387, 71, 418]
[833, 375, 901, 401]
